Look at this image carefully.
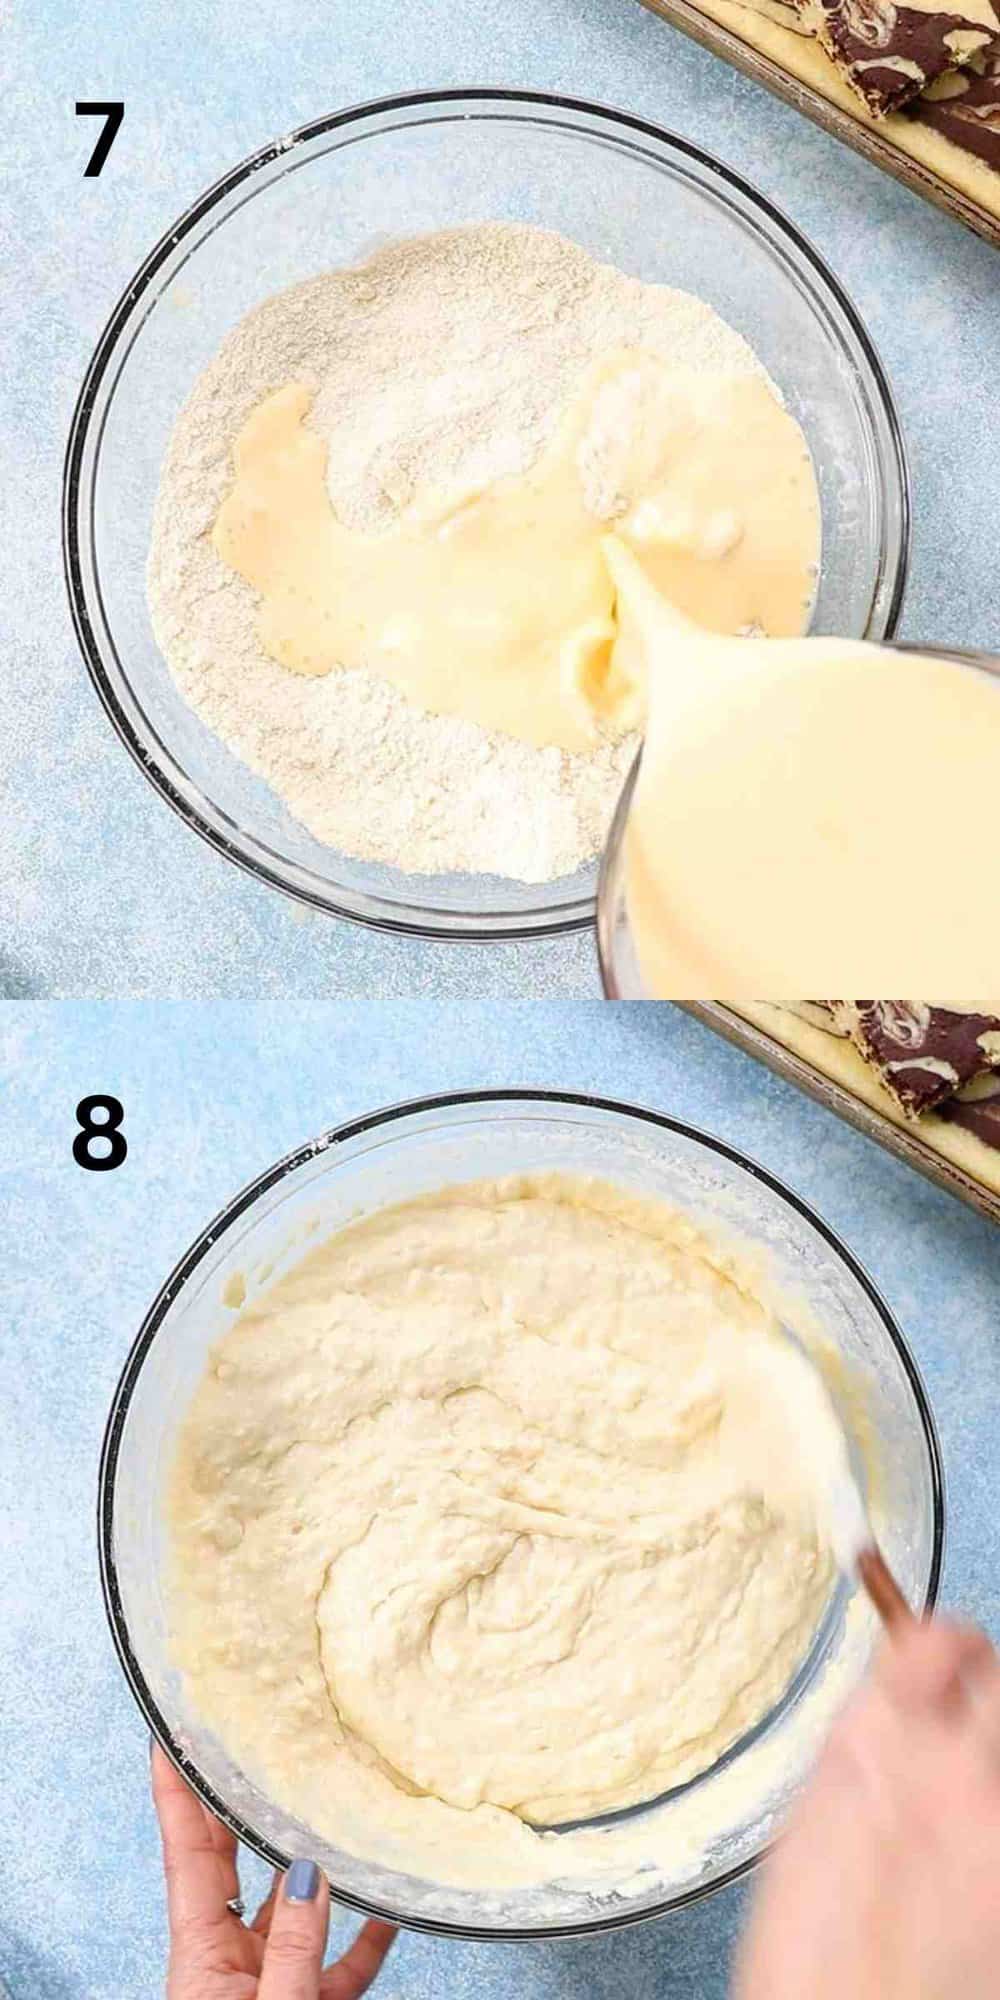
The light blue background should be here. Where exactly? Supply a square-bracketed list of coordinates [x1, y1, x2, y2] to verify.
[5, 0, 1000, 998]
[2, 1000, 998, 1997]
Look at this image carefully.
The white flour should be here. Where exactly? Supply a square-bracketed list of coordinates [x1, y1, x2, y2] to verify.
[148, 223, 772, 883]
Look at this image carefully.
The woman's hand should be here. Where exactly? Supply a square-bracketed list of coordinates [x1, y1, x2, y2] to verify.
[152, 1745, 397, 1999]
[735, 1619, 1000, 2000]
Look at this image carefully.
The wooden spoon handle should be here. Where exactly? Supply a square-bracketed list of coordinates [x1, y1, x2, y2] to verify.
[857, 1545, 913, 1630]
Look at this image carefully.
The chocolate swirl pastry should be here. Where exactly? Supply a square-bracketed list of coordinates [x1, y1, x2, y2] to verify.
[847, 1003, 1000, 1115]
[910, 49, 1000, 165]
[737, 0, 1000, 167]
[747, 0, 816, 28]
[792, 1001, 1000, 1144]
[807, 0, 999, 115]
[941, 1074, 1000, 1146]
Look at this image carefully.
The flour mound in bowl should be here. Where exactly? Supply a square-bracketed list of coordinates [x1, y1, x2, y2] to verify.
[147, 222, 810, 884]
[166, 1174, 843, 1890]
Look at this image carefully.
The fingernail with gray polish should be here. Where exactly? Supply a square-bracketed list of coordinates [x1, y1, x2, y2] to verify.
[285, 1859, 320, 1903]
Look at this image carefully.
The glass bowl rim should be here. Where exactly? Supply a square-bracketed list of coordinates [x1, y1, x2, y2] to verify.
[597, 640, 1000, 999]
[97, 1084, 944, 1940]
[64, 85, 910, 945]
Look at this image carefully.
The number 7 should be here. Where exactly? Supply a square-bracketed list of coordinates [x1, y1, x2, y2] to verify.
[76, 101, 124, 178]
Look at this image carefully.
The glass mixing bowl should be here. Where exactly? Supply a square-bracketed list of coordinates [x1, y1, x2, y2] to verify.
[65, 89, 909, 942]
[99, 1089, 942, 1939]
[597, 643, 1000, 997]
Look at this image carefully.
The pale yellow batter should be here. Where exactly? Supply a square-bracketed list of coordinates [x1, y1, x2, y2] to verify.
[614, 542, 1000, 996]
[212, 352, 818, 753]
[167, 1174, 846, 1888]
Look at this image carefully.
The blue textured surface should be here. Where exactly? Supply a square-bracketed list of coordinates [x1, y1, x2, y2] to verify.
[6, 0, 1000, 997]
[2, 1000, 999, 1997]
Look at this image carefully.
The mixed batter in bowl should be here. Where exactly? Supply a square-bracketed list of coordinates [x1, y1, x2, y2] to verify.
[98, 1095, 943, 1932]
[167, 1173, 843, 1879]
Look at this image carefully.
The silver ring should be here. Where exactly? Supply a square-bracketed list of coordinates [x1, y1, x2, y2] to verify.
[227, 1896, 246, 1918]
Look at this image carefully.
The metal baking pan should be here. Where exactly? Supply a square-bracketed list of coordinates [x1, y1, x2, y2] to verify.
[638, 0, 1000, 251]
[683, 1002, 1000, 1224]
